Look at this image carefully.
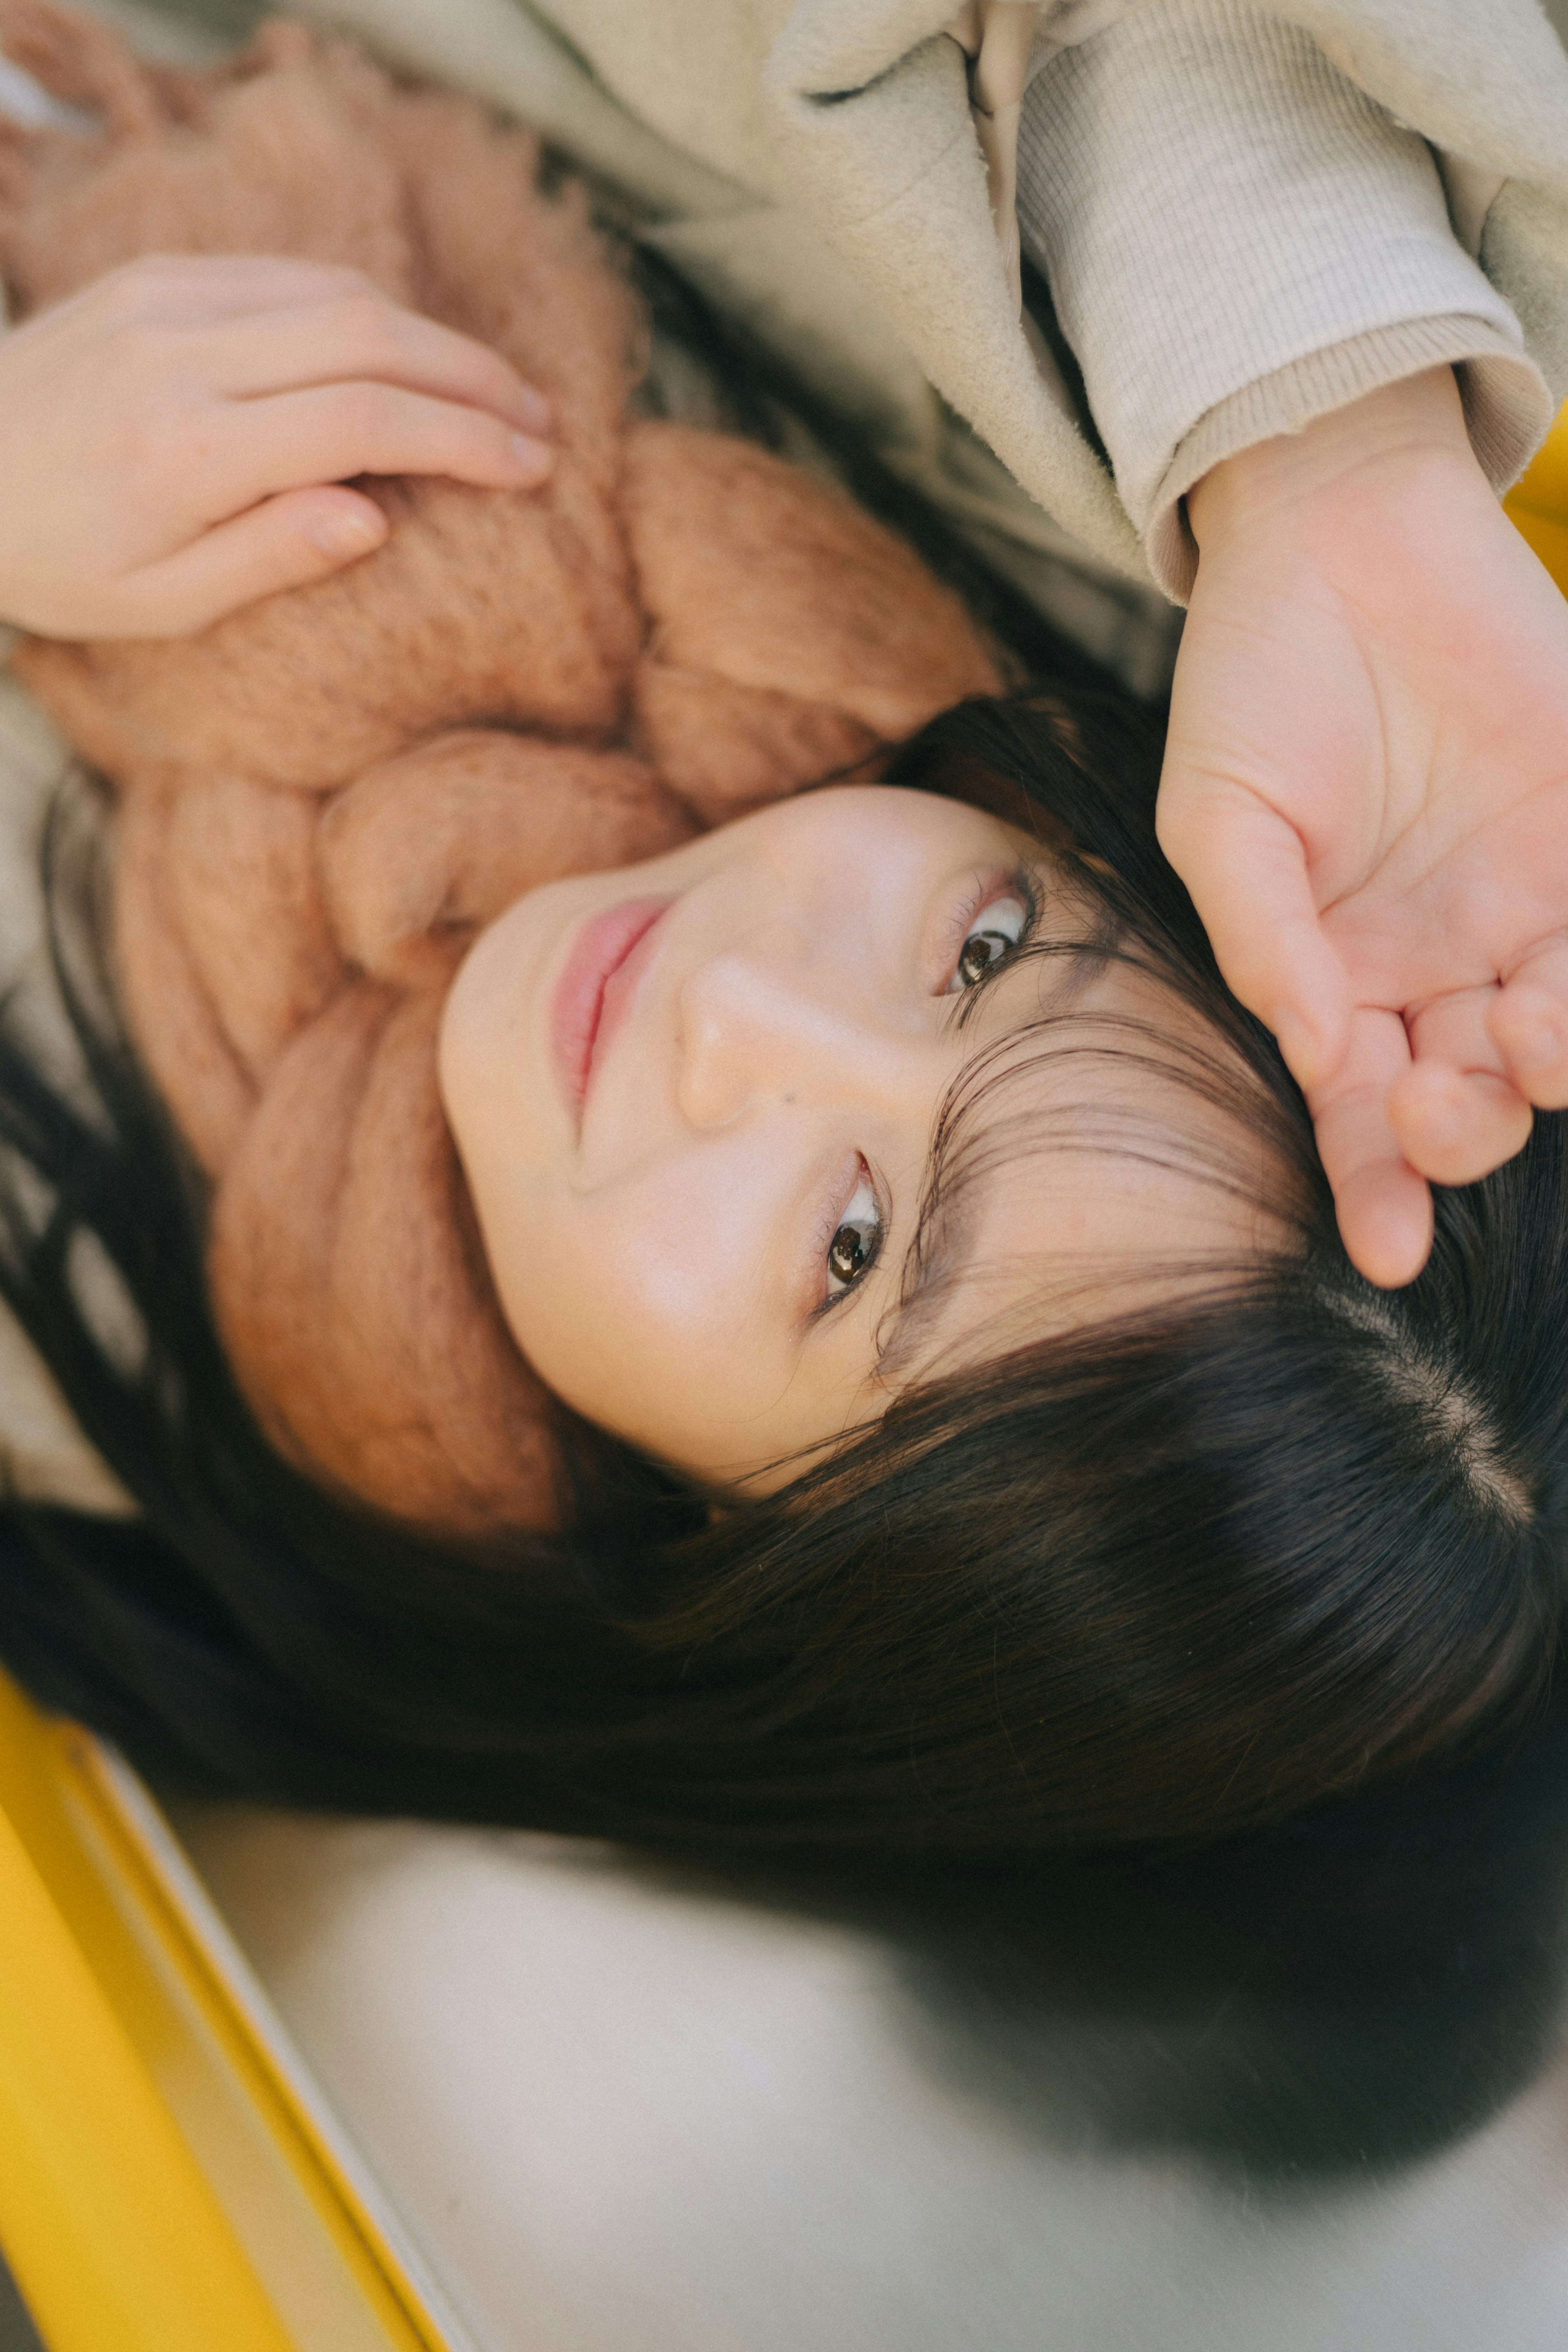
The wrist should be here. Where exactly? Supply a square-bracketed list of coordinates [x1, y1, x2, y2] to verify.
[1187, 367, 1480, 558]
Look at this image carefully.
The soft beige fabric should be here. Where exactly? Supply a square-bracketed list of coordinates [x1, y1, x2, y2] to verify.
[764, 0, 1568, 586]
[283, 0, 1185, 694]
[272, 0, 1568, 634]
[1016, 0, 1552, 595]
[1147, 317, 1542, 594]
[947, 0, 1039, 310]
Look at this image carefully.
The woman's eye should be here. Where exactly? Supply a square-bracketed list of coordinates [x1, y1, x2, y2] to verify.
[947, 894, 1029, 993]
[826, 1175, 882, 1297]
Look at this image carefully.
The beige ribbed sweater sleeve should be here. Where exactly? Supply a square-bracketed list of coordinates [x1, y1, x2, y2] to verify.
[1015, 0, 1554, 599]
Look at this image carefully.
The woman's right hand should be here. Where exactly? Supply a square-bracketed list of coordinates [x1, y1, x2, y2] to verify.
[0, 253, 555, 640]
[1160, 368, 1568, 1289]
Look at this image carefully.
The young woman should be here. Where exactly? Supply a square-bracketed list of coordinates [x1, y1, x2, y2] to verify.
[4, 669, 1567, 1859]
[0, 7, 1564, 1867]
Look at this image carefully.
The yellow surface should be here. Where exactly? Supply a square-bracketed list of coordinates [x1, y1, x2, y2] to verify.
[1506, 401, 1568, 595]
[0, 1793, 295, 2352]
[0, 1671, 460, 2352]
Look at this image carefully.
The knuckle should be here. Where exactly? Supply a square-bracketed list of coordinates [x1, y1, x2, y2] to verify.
[101, 402, 163, 479]
[106, 347, 187, 459]
[116, 316, 175, 374]
[336, 288, 399, 354]
[327, 379, 391, 450]
[100, 252, 192, 311]
[94, 257, 162, 324]
[300, 262, 380, 314]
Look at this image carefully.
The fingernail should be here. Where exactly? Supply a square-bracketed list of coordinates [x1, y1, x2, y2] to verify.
[515, 383, 552, 434]
[510, 432, 555, 480]
[310, 506, 385, 556]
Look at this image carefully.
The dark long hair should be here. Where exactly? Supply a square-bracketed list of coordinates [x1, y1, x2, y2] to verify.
[1, 681, 1565, 1858]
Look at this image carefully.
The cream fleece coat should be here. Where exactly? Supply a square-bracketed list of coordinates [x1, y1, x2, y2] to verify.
[270, 0, 1568, 604]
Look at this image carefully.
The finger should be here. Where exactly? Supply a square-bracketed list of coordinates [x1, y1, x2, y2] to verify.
[1489, 939, 1568, 1108]
[116, 486, 390, 637]
[1156, 780, 1350, 1092]
[208, 380, 553, 509]
[1388, 985, 1534, 1184]
[75, 252, 394, 327]
[1328, 1155, 1434, 1291]
[1387, 1060, 1533, 1188]
[1307, 1005, 1433, 1286]
[206, 294, 550, 434]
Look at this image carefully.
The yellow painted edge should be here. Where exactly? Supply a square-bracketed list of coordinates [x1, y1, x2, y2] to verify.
[0, 1794, 298, 2352]
[1506, 504, 1568, 600]
[0, 1664, 464, 2352]
[67, 1732, 466, 2352]
[1508, 399, 1568, 522]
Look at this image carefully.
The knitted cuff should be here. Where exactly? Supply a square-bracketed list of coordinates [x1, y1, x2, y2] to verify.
[1148, 315, 1552, 599]
[1016, 0, 1538, 595]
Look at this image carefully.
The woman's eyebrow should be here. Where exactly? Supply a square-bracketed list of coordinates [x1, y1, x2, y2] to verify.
[873, 1173, 980, 1383]
[873, 962, 1067, 1381]
[871, 924, 1122, 1381]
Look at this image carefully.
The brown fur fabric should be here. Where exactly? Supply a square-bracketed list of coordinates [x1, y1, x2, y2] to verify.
[0, 2, 1001, 1535]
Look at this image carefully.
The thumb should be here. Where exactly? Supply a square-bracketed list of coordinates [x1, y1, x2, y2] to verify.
[120, 487, 390, 637]
[1157, 775, 1351, 1094]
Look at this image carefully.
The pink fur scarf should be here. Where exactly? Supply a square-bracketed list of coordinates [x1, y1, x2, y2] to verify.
[0, 2, 1001, 1535]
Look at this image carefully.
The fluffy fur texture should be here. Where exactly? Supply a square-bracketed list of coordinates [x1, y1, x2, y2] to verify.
[0, 2, 1000, 1535]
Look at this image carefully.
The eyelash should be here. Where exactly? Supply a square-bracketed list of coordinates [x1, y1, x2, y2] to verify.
[814, 1159, 884, 1312]
[810, 865, 1040, 1314]
[943, 865, 1041, 1011]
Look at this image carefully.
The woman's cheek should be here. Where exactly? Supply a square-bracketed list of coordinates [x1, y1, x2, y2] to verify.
[528, 1157, 784, 1449]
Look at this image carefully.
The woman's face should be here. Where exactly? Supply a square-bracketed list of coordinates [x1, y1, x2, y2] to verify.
[439, 786, 1273, 1488]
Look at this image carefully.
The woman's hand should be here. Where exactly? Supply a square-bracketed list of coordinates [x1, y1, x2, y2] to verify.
[0, 253, 554, 639]
[1158, 367, 1568, 1287]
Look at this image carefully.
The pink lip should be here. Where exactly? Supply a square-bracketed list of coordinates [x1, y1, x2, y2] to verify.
[550, 895, 672, 1123]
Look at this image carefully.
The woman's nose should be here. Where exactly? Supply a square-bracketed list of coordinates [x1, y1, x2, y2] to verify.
[676, 941, 913, 1129]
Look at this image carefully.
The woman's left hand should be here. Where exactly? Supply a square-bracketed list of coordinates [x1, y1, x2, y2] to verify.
[0, 254, 555, 640]
[1158, 366, 1568, 1287]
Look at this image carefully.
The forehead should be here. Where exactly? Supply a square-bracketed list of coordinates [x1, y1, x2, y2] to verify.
[726, 780, 1043, 873]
